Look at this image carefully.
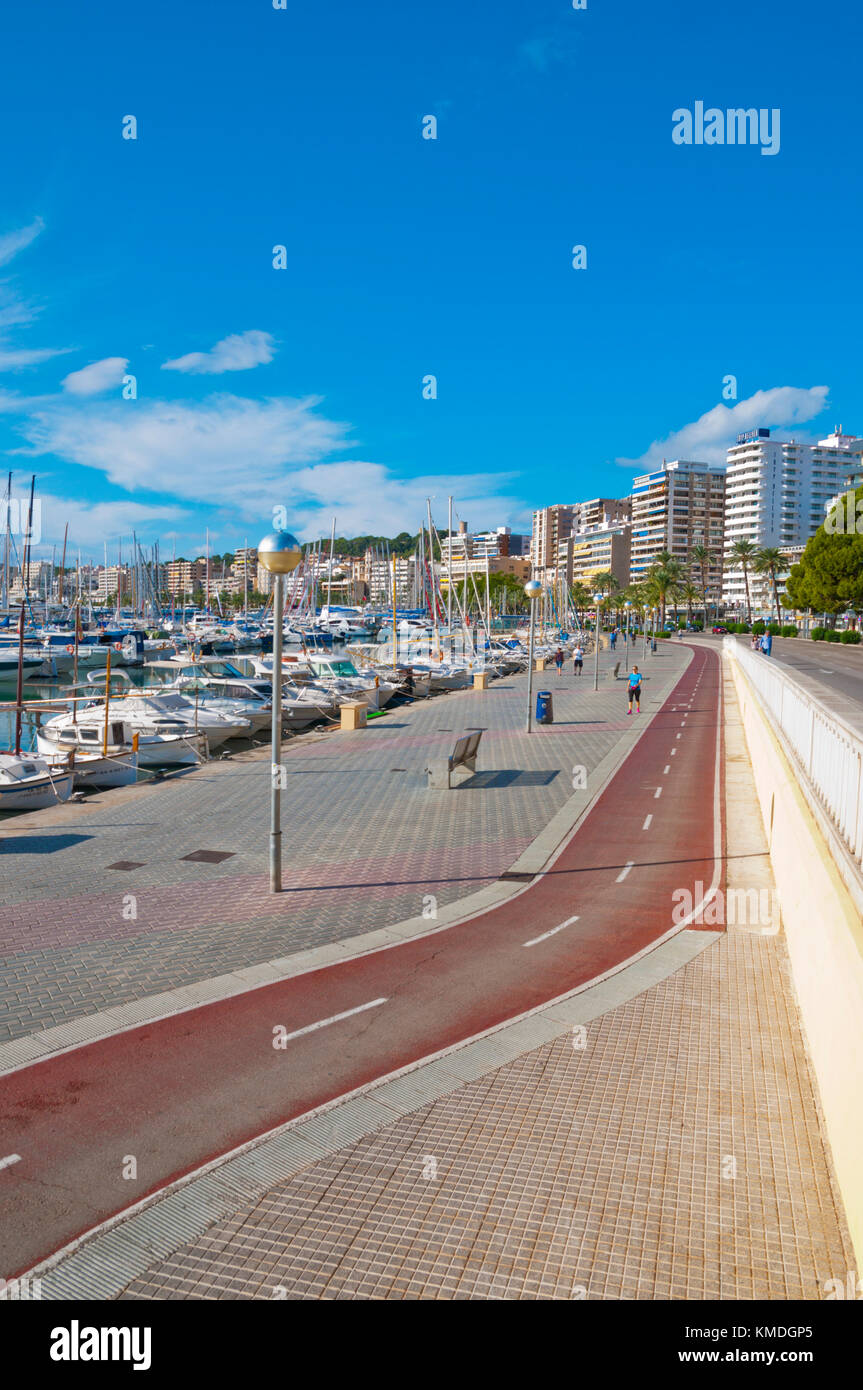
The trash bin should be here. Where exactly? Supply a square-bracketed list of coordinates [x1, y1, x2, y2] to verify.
[536, 690, 553, 724]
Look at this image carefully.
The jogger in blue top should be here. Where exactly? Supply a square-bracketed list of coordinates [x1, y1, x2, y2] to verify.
[627, 666, 642, 714]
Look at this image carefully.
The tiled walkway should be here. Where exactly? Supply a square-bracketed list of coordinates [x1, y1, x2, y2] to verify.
[119, 931, 853, 1301]
[0, 649, 686, 1043]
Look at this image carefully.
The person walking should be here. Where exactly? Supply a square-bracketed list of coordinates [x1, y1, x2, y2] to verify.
[573, 644, 584, 676]
[610, 628, 617, 651]
[554, 646, 564, 679]
[627, 665, 642, 715]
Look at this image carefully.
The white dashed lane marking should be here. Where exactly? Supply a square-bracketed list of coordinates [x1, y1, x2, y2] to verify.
[642, 814, 653, 830]
[277, 999, 388, 1044]
[523, 916, 579, 948]
[0, 1154, 22, 1172]
[616, 861, 634, 883]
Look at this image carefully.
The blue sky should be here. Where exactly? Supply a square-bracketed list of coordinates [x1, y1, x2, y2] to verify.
[1, 0, 861, 561]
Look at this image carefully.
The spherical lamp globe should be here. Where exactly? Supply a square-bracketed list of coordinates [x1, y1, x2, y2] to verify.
[257, 530, 303, 575]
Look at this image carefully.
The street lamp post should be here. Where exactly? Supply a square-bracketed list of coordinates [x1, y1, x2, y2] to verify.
[524, 578, 542, 732]
[593, 593, 604, 691]
[258, 529, 303, 893]
[624, 599, 632, 647]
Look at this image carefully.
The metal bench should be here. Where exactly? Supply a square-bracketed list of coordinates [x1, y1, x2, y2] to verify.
[426, 730, 483, 789]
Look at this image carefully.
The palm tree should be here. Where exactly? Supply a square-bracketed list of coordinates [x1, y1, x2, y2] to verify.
[646, 553, 684, 629]
[570, 582, 592, 626]
[689, 542, 712, 630]
[729, 539, 758, 625]
[680, 581, 701, 627]
[754, 547, 785, 625]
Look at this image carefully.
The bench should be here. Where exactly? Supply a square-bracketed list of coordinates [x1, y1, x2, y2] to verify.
[426, 730, 483, 789]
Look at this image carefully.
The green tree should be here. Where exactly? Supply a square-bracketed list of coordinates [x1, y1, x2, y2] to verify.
[785, 487, 863, 621]
[754, 547, 785, 625]
[689, 542, 713, 628]
[729, 539, 758, 624]
[645, 552, 684, 629]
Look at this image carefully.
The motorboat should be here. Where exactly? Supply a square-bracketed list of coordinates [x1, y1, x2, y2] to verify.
[0, 751, 74, 811]
[0, 651, 44, 686]
[36, 713, 207, 769]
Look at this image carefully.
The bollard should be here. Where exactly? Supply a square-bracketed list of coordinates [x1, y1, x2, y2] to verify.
[340, 701, 368, 731]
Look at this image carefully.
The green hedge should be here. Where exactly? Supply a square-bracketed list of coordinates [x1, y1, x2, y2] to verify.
[810, 626, 827, 641]
[825, 630, 841, 642]
[751, 620, 766, 635]
[840, 630, 862, 644]
[780, 624, 798, 637]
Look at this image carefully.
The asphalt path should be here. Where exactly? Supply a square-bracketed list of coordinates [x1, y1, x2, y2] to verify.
[0, 644, 723, 1277]
[742, 635, 863, 707]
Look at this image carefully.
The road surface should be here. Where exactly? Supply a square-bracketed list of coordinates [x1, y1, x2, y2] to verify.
[0, 644, 723, 1278]
[734, 634, 863, 707]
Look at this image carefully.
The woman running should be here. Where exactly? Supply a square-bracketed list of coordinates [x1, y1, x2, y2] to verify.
[627, 665, 642, 714]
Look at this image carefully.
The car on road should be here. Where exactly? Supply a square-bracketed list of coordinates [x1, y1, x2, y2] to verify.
[711, 625, 728, 634]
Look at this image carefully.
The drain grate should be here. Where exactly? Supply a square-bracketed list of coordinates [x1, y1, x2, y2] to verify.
[106, 861, 145, 871]
[181, 850, 235, 864]
[498, 871, 535, 882]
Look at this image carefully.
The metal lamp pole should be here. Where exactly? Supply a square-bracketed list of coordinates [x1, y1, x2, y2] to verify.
[270, 571, 284, 890]
[524, 579, 542, 732]
[593, 593, 603, 691]
[258, 529, 302, 893]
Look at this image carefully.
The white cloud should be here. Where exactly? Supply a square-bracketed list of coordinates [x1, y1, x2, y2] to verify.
[161, 330, 275, 375]
[20, 494, 188, 554]
[16, 393, 351, 505]
[285, 461, 527, 540]
[0, 217, 45, 268]
[12, 391, 528, 543]
[62, 357, 129, 397]
[618, 386, 831, 471]
[0, 345, 70, 370]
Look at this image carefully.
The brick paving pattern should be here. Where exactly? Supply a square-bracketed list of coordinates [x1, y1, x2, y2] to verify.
[0, 653, 687, 1043]
[120, 932, 854, 1301]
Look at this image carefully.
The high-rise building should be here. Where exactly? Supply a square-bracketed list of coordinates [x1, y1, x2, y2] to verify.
[530, 505, 575, 580]
[629, 460, 726, 598]
[559, 526, 632, 592]
[531, 499, 629, 584]
[723, 426, 863, 608]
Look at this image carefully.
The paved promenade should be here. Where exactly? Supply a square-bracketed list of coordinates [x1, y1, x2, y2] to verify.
[1, 640, 853, 1297]
[0, 645, 678, 1045]
[110, 656, 852, 1302]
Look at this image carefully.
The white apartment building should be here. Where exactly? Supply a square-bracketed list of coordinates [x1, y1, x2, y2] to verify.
[723, 426, 863, 609]
[629, 460, 725, 596]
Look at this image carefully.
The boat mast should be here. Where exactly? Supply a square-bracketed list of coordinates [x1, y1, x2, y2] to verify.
[326, 516, 335, 617]
[14, 601, 25, 755]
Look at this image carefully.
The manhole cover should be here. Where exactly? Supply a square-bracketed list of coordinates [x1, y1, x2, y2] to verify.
[106, 861, 145, 871]
[181, 850, 235, 864]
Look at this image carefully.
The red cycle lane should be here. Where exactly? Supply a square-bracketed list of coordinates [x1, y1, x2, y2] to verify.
[0, 644, 723, 1277]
